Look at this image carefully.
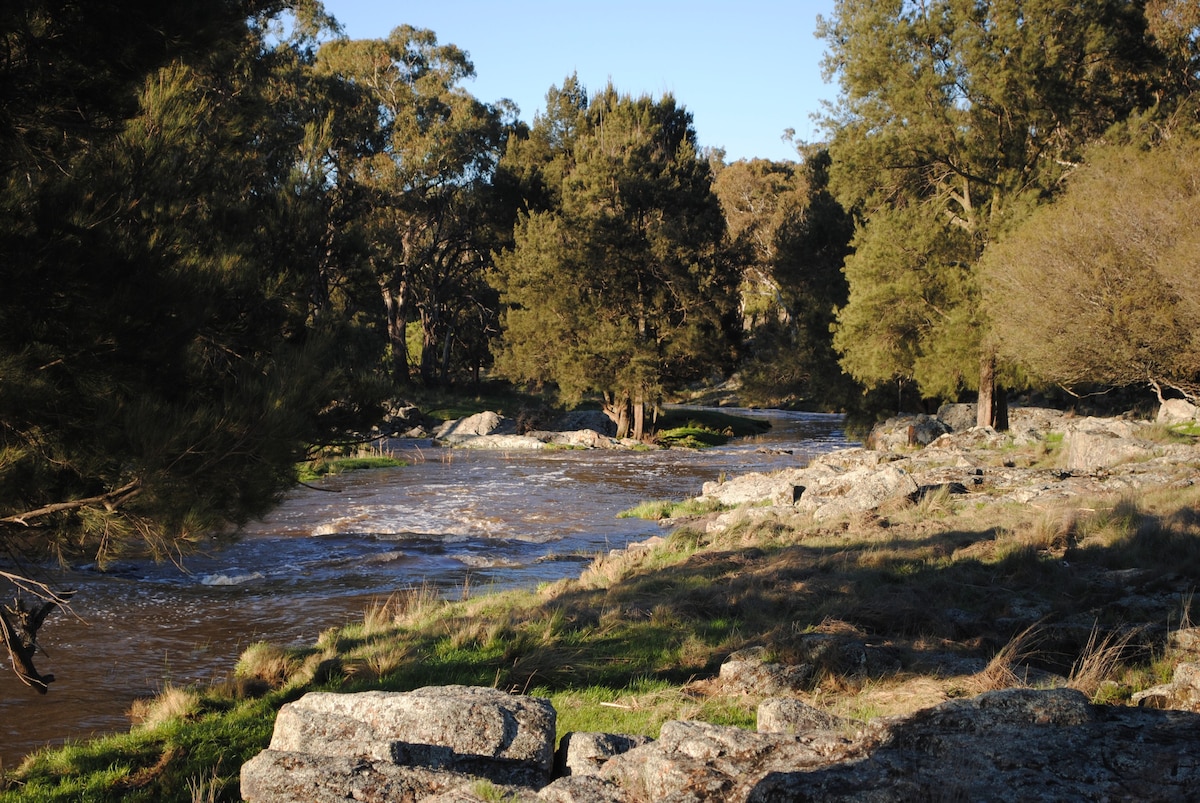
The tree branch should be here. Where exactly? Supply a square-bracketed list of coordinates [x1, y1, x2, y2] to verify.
[0, 479, 142, 527]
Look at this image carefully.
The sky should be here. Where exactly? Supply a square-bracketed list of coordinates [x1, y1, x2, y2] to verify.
[318, 1, 839, 163]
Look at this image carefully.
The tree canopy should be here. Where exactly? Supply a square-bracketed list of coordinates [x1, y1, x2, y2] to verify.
[982, 123, 1200, 402]
[0, 0, 388, 690]
[494, 81, 739, 438]
[819, 0, 1167, 425]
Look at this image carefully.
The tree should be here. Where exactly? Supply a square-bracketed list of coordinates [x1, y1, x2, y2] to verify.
[494, 82, 739, 439]
[712, 153, 854, 407]
[315, 26, 514, 385]
[819, 0, 1165, 426]
[0, 0, 385, 691]
[981, 126, 1200, 402]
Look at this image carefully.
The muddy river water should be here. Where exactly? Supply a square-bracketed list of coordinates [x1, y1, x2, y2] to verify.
[0, 409, 848, 766]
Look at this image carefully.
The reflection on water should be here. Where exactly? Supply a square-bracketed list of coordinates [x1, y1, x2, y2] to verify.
[0, 409, 848, 765]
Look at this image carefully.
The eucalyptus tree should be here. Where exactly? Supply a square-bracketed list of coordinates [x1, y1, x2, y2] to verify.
[495, 82, 739, 439]
[712, 153, 854, 407]
[0, 0, 384, 690]
[819, 0, 1165, 426]
[315, 26, 513, 384]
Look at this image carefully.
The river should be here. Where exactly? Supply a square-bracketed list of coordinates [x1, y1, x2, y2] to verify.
[0, 409, 848, 767]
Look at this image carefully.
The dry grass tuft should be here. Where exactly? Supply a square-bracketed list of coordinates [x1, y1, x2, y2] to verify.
[129, 684, 201, 729]
[235, 641, 300, 689]
[1068, 623, 1141, 699]
[379, 584, 446, 628]
[965, 623, 1044, 694]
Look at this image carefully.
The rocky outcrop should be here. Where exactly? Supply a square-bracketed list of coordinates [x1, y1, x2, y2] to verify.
[697, 406, 1200, 523]
[242, 685, 1200, 802]
[867, 413, 950, 451]
[434, 412, 518, 444]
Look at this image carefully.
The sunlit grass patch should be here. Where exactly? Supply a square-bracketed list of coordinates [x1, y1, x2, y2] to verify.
[618, 498, 726, 520]
[297, 455, 406, 483]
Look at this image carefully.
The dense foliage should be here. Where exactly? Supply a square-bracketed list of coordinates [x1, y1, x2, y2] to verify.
[819, 0, 1174, 424]
[712, 154, 855, 408]
[982, 122, 1200, 402]
[494, 80, 740, 438]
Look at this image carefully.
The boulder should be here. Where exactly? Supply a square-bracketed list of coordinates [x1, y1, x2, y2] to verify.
[455, 434, 547, 450]
[1064, 428, 1155, 472]
[718, 646, 814, 695]
[435, 412, 517, 444]
[1132, 661, 1200, 711]
[240, 750, 472, 803]
[700, 467, 826, 507]
[555, 732, 652, 777]
[936, 402, 978, 432]
[528, 430, 620, 449]
[242, 686, 557, 801]
[1158, 398, 1200, 424]
[867, 414, 951, 452]
[757, 698, 848, 735]
[795, 464, 920, 520]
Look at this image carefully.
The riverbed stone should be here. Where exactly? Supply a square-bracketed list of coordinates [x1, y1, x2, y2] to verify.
[435, 411, 517, 443]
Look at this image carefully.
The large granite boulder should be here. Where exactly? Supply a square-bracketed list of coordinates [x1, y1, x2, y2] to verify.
[434, 412, 518, 444]
[242, 686, 556, 801]
[1158, 398, 1200, 424]
[794, 464, 920, 520]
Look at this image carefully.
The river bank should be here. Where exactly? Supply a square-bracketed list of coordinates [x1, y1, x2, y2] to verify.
[0, 409, 844, 773]
[5, 407, 1200, 800]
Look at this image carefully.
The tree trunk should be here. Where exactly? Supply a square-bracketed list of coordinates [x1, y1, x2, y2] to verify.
[606, 392, 631, 439]
[0, 596, 68, 694]
[419, 310, 440, 387]
[380, 282, 409, 382]
[632, 388, 646, 441]
[977, 354, 1009, 431]
[977, 356, 994, 429]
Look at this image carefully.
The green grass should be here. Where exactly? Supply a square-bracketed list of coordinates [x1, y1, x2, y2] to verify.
[656, 408, 771, 438]
[296, 455, 406, 483]
[618, 498, 727, 520]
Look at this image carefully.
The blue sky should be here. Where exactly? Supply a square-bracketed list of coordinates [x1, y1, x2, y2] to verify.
[318, 1, 838, 163]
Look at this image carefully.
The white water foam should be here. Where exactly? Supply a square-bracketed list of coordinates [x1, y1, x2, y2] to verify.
[200, 571, 265, 586]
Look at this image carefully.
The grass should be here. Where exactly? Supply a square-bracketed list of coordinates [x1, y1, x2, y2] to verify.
[6, 467, 1200, 801]
[617, 498, 727, 520]
[296, 455, 406, 483]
